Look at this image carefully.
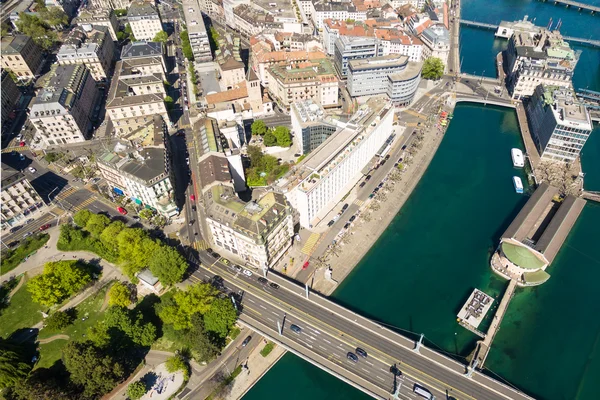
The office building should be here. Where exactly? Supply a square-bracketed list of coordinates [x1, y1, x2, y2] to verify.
[182, 0, 213, 63]
[419, 25, 450, 71]
[72, 7, 119, 41]
[96, 118, 177, 217]
[347, 54, 420, 100]
[1, 163, 43, 229]
[128, 1, 163, 41]
[1, 35, 43, 80]
[526, 85, 593, 163]
[387, 62, 423, 107]
[506, 28, 580, 100]
[278, 98, 394, 228]
[29, 65, 99, 148]
[57, 25, 116, 82]
[334, 36, 381, 78]
[1, 70, 21, 135]
[205, 185, 294, 268]
[291, 100, 340, 155]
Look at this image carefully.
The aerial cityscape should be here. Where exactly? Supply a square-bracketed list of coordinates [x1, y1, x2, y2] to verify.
[0, 0, 598, 399]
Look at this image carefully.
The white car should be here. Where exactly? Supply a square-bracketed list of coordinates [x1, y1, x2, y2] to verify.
[242, 269, 253, 277]
[28, 167, 36, 173]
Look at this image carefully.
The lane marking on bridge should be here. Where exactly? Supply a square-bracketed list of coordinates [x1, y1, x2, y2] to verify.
[203, 265, 482, 400]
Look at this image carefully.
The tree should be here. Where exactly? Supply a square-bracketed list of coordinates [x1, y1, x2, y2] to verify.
[99, 221, 126, 253]
[180, 30, 193, 61]
[0, 341, 31, 389]
[165, 354, 189, 378]
[1, 23, 9, 38]
[124, 23, 135, 41]
[114, 9, 127, 17]
[10, 365, 76, 400]
[251, 120, 268, 136]
[28, 261, 92, 306]
[164, 95, 174, 110]
[104, 307, 157, 346]
[272, 126, 292, 147]
[148, 245, 188, 286]
[421, 57, 445, 80]
[203, 297, 238, 339]
[73, 209, 92, 227]
[138, 208, 154, 220]
[15, 14, 56, 50]
[40, 6, 68, 28]
[127, 380, 146, 400]
[247, 145, 264, 168]
[108, 282, 132, 308]
[156, 283, 219, 330]
[162, 314, 219, 362]
[116, 228, 156, 276]
[44, 310, 74, 331]
[87, 323, 111, 347]
[263, 131, 277, 147]
[62, 341, 125, 397]
[85, 213, 110, 237]
[153, 30, 168, 43]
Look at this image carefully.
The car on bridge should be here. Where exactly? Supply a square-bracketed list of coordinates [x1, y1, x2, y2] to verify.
[290, 324, 302, 334]
[258, 277, 268, 284]
[346, 352, 359, 363]
[39, 224, 51, 231]
[242, 269, 253, 277]
[355, 347, 367, 358]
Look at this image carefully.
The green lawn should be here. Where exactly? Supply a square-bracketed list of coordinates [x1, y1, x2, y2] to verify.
[260, 342, 275, 357]
[36, 337, 69, 370]
[1, 233, 50, 274]
[38, 282, 111, 340]
[0, 276, 46, 339]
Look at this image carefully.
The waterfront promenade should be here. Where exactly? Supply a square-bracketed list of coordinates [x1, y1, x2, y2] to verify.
[515, 103, 541, 169]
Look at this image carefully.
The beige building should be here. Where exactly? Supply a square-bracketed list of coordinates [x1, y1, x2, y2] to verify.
[1, 35, 43, 80]
[215, 35, 245, 90]
[72, 7, 119, 41]
[204, 69, 265, 115]
[265, 56, 339, 109]
[1, 163, 44, 229]
[57, 25, 116, 82]
[29, 64, 99, 148]
[128, 1, 163, 41]
[121, 42, 166, 79]
[205, 185, 294, 268]
[1, 70, 21, 136]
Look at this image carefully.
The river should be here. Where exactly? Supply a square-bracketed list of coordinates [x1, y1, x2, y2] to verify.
[243, 1, 600, 399]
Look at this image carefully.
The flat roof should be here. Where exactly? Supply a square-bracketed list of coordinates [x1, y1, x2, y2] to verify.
[182, 0, 208, 35]
[389, 61, 423, 81]
[502, 182, 558, 241]
[349, 54, 408, 72]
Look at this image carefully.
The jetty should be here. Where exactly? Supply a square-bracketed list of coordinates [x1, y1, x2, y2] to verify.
[457, 289, 494, 338]
[536, 0, 600, 14]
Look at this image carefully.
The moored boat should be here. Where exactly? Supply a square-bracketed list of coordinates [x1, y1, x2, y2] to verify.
[513, 176, 524, 193]
[511, 148, 525, 168]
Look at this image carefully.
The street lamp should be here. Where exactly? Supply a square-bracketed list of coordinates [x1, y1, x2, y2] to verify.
[47, 187, 58, 204]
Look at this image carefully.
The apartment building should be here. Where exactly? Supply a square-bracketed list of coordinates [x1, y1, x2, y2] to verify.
[121, 41, 167, 78]
[205, 185, 294, 268]
[128, 1, 163, 41]
[506, 28, 579, 100]
[274, 32, 323, 52]
[29, 64, 99, 148]
[97, 118, 178, 217]
[290, 99, 340, 155]
[183, 0, 213, 63]
[215, 35, 245, 89]
[266, 55, 339, 109]
[347, 54, 421, 103]
[419, 25, 450, 71]
[57, 25, 116, 82]
[1, 163, 44, 229]
[278, 97, 394, 228]
[310, 1, 367, 30]
[526, 85, 593, 163]
[376, 29, 423, 62]
[72, 7, 119, 41]
[88, 0, 131, 10]
[1, 70, 21, 135]
[1, 35, 43, 80]
[334, 35, 381, 78]
[106, 59, 169, 136]
[233, 4, 283, 38]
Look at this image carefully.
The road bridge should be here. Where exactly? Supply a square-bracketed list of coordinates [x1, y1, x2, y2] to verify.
[459, 19, 600, 47]
[187, 252, 535, 400]
[536, 0, 600, 13]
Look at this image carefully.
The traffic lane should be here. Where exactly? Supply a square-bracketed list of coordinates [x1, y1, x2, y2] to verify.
[2, 213, 56, 246]
[199, 261, 507, 400]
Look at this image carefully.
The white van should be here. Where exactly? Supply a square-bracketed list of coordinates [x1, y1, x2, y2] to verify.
[413, 384, 433, 399]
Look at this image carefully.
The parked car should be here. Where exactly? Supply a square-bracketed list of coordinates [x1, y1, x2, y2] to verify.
[133, 216, 140, 221]
[234, 265, 243, 273]
[346, 352, 359, 363]
[39, 224, 51, 231]
[117, 207, 128, 215]
[7, 241, 19, 248]
[302, 261, 309, 270]
[344, 222, 350, 229]
[25, 218, 34, 224]
[242, 336, 252, 347]
[19, 141, 26, 147]
[401, 145, 407, 150]
[23, 232, 32, 238]
[269, 282, 280, 289]
[9, 226, 21, 233]
[341, 203, 349, 211]
[365, 175, 371, 181]
[359, 182, 366, 188]
[27, 167, 36, 173]
[327, 220, 335, 227]
[242, 269, 253, 277]
[190, 194, 196, 201]
[349, 215, 356, 222]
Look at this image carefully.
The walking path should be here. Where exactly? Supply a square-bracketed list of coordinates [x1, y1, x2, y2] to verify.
[38, 334, 70, 344]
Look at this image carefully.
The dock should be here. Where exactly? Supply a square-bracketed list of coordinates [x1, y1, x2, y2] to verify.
[582, 190, 600, 203]
[536, 0, 600, 14]
[515, 103, 540, 169]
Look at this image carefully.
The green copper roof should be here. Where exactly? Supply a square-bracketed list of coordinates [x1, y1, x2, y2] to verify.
[523, 270, 551, 285]
[501, 241, 546, 270]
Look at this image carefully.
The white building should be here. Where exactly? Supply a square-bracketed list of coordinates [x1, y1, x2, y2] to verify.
[279, 97, 395, 228]
[205, 186, 294, 268]
[291, 100, 341, 155]
[1, 163, 44, 229]
[419, 25, 450, 71]
[347, 54, 420, 99]
[525, 85, 593, 163]
[73, 7, 119, 41]
[128, 1, 163, 41]
[310, 1, 367, 30]
[182, 0, 213, 63]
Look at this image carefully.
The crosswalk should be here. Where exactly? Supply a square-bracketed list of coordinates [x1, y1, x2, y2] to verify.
[405, 110, 427, 120]
[354, 199, 364, 207]
[301, 233, 320, 255]
[2, 146, 30, 153]
[193, 240, 210, 251]
[54, 186, 77, 201]
[70, 197, 96, 213]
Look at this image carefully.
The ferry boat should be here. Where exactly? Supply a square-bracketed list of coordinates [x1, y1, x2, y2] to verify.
[513, 176, 524, 194]
[511, 148, 525, 168]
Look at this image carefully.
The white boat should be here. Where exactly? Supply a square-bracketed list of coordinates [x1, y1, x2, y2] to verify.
[511, 148, 525, 168]
[513, 176, 524, 194]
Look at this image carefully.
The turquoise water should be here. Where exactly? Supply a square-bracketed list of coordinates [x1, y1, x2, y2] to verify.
[244, 1, 600, 399]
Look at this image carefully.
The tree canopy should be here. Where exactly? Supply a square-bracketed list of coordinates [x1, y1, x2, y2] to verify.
[180, 30, 194, 61]
[421, 57, 445, 80]
[156, 283, 219, 330]
[246, 146, 289, 186]
[251, 120, 268, 136]
[39, 6, 68, 28]
[15, 13, 56, 50]
[153, 30, 168, 43]
[108, 282, 132, 308]
[127, 380, 146, 400]
[165, 354, 189, 378]
[272, 126, 292, 147]
[203, 297, 238, 339]
[0, 340, 31, 389]
[28, 261, 93, 306]
[263, 131, 277, 147]
[103, 306, 157, 347]
[44, 310, 75, 331]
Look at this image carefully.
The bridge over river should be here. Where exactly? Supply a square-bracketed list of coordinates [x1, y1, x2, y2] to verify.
[187, 251, 533, 400]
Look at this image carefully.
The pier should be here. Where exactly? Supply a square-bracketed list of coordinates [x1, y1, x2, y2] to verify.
[457, 289, 494, 338]
[459, 19, 600, 47]
[582, 190, 600, 203]
[537, 0, 600, 14]
[515, 103, 541, 169]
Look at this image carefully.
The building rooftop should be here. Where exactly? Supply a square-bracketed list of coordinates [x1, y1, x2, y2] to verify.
[268, 57, 337, 84]
[541, 85, 592, 129]
[349, 54, 408, 72]
[107, 61, 164, 108]
[205, 81, 248, 104]
[30, 64, 89, 115]
[122, 41, 163, 59]
[198, 154, 232, 189]
[313, 1, 356, 12]
[183, 0, 208, 35]
[1, 35, 32, 54]
[98, 146, 168, 185]
[58, 25, 109, 59]
[253, 0, 296, 21]
[388, 60, 423, 81]
[421, 24, 450, 45]
[128, 1, 160, 18]
[1, 163, 25, 191]
[215, 35, 244, 71]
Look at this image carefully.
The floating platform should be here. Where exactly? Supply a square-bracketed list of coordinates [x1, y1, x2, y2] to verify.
[457, 289, 495, 335]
